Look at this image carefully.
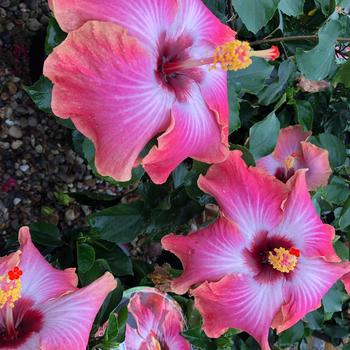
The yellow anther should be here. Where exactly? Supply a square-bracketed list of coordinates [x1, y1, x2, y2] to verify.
[0, 272, 22, 309]
[212, 40, 252, 71]
[284, 155, 295, 170]
[268, 247, 299, 273]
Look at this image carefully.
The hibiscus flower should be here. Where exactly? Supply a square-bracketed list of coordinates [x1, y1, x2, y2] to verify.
[256, 125, 331, 191]
[121, 287, 190, 350]
[162, 151, 350, 350]
[44, 0, 278, 184]
[0, 227, 116, 349]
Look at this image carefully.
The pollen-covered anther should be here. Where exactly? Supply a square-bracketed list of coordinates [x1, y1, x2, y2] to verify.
[268, 247, 299, 273]
[150, 334, 162, 350]
[0, 267, 23, 308]
[212, 41, 280, 71]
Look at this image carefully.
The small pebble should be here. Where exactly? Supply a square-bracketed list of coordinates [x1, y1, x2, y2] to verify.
[11, 140, 23, 149]
[28, 116, 37, 127]
[27, 18, 41, 31]
[35, 144, 43, 153]
[13, 198, 22, 206]
[65, 208, 77, 222]
[8, 125, 23, 139]
[19, 164, 30, 172]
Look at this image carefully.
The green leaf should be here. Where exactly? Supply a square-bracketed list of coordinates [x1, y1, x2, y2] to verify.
[29, 222, 62, 247]
[182, 326, 216, 349]
[278, 321, 305, 346]
[309, 133, 346, 168]
[296, 20, 340, 80]
[232, 0, 280, 33]
[315, 0, 336, 15]
[89, 202, 146, 244]
[77, 242, 95, 273]
[249, 112, 280, 159]
[229, 58, 274, 95]
[322, 283, 348, 313]
[45, 16, 67, 54]
[333, 59, 350, 88]
[294, 100, 314, 130]
[258, 60, 295, 105]
[339, 197, 350, 231]
[227, 77, 241, 134]
[279, 0, 305, 16]
[24, 77, 52, 113]
[172, 163, 189, 189]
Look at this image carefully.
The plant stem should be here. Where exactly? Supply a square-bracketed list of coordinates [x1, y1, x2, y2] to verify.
[226, 0, 234, 29]
[250, 35, 350, 46]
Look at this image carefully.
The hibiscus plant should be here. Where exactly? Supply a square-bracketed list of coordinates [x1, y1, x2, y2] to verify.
[4, 0, 350, 349]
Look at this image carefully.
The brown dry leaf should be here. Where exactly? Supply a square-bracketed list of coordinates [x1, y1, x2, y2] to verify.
[297, 76, 330, 93]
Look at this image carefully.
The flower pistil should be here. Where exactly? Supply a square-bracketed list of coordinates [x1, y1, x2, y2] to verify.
[268, 247, 300, 273]
[0, 267, 23, 309]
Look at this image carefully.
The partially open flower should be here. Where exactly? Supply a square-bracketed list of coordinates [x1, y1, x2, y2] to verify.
[256, 125, 332, 191]
[162, 151, 350, 350]
[0, 227, 116, 349]
[121, 287, 190, 350]
[45, 0, 278, 184]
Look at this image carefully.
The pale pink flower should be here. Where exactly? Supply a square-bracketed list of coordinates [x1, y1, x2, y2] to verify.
[162, 151, 350, 350]
[122, 288, 190, 350]
[256, 125, 331, 191]
[0, 227, 116, 349]
[44, 0, 278, 184]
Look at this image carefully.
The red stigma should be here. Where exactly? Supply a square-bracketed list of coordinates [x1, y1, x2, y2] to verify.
[270, 46, 280, 61]
[8, 267, 23, 280]
[289, 247, 300, 257]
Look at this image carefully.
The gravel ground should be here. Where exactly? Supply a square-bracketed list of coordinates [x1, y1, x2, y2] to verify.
[0, 0, 118, 247]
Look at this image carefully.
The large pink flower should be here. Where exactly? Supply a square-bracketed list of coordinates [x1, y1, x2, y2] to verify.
[0, 227, 116, 350]
[44, 0, 278, 184]
[123, 287, 190, 350]
[256, 125, 332, 191]
[162, 151, 350, 350]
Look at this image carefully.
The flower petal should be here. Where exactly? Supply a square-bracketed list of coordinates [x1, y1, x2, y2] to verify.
[192, 275, 283, 350]
[143, 83, 228, 184]
[38, 272, 117, 350]
[49, 0, 177, 52]
[301, 141, 332, 191]
[273, 171, 340, 262]
[18, 227, 78, 304]
[198, 151, 288, 240]
[342, 272, 350, 294]
[273, 125, 311, 162]
[44, 21, 174, 182]
[162, 216, 246, 294]
[256, 154, 283, 177]
[274, 257, 350, 333]
[0, 250, 20, 276]
[169, 0, 235, 48]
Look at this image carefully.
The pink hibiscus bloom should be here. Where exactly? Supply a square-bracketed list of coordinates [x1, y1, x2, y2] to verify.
[0, 227, 116, 349]
[256, 125, 332, 191]
[162, 151, 350, 350]
[122, 287, 190, 350]
[44, 0, 278, 184]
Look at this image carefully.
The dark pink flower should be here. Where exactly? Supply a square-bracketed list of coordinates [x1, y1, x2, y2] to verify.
[124, 288, 190, 350]
[162, 151, 350, 350]
[256, 125, 332, 191]
[44, 0, 278, 184]
[0, 227, 117, 349]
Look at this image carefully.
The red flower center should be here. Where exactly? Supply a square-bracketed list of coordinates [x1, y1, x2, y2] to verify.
[244, 232, 299, 283]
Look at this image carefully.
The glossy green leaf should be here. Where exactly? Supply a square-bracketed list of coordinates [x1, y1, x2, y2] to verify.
[24, 77, 52, 114]
[322, 283, 348, 313]
[89, 202, 146, 244]
[227, 76, 241, 134]
[294, 100, 314, 130]
[258, 60, 295, 105]
[77, 242, 95, 273]
[45, 16, 67, 54]
[333, 59, 350, 88]
[29, 222, 62, 247]
[278, 0, 305, 16]
[249, 112, 280, 159]
[296, 20, 340, 80]
[229, 58, 274, 95]
[232, 0, 280, 33]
